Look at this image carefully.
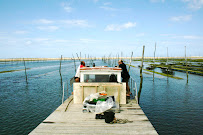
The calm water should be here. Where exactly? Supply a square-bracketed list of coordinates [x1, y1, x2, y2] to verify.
[0, 60, 202, 135]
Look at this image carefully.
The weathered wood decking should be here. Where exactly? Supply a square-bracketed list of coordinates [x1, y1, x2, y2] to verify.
[29, 96, 158, 135]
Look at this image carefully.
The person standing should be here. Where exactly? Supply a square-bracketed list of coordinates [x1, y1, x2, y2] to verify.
[118, 60, 131, 96]
[75, 61, 85, 82]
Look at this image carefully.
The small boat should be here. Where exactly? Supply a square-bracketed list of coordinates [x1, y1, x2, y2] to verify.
[138, 65, 144, 68]
[146, 65, 155, 70]
[29, 66, 158, 135]
[161, 67, 174, 75]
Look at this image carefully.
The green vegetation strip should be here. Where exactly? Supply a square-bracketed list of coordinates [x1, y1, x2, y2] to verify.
[127, 64, 183, 79]
[172, 67, 203, 75]
[0, 68, 30, 74]
[143, 72, 152, 75]
[155, 65, 203, 75]
[143, 69, 183, 79]
[126, 64, 136, 68]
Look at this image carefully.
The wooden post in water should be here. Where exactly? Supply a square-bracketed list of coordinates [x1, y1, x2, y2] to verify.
[167, 47, 169, 80]
[62, 82, 65, 104]
[185, 46, 188, 83]
[72, 54, 76, 73]
[76, 53, 80, 62]
[59, 55, 63, 86]
[67, 81, 69, 98]
[138, 46, 145, 104]
[128, 52, 133, 72]
[153, 43, 156, 82]
[88, 54, 89, 65]
[23, 58, 28, 84]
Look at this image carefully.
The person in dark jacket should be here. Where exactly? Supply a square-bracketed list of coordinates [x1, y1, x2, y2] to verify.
[118, 60, 131, 96]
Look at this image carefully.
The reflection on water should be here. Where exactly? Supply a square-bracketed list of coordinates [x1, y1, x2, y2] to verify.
[0, 60, 202, 135]
[130, 61, 203, 135]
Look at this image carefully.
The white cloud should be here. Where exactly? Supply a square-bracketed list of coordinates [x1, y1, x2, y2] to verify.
[182, 0, 203, 10]
[14, 31, 28, 34]
[25, 41, 32, 45]
[176, 35, 203, 39]
[170, 15, 192, 22]
[34, 38, 49, 42]
[79, 39, 98, 43]
[100, 6, 117, 11]
[103, 2, 112, 5]
[79, 39, 109, 44]
[37, 26, 59, 31]
[92, 0, 99, 3]
[136, 33, 145, 37]
[150, 0, 165, 3]
[105, 22, 136, 31]
[53, 39, 69, 43]
[182, 36, 200, 39]
[123, 22, 136, 28]
[33, 19, 91, 31]
[61, 20, 90, 27]
[161, 34, 203, 39]
[35, 19, 54, 24]
[61, 3, 73, 13]
[160, 34, 176, 36]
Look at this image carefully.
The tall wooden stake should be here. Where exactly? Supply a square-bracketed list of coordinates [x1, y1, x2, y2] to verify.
[72, 54, 76, 73]
[80, 52, 81, 61]
[88, 54, 89, 65]
[67, 81, 69, 98]
[167, 47, 168, 64]
[153, 43, 156, 82]
[59, 55, 63, 86]
[23, 58, 28, 84]
[76, 53, 80, 62]
[185, 46, 188, 83]
[138, 46, 145, 104]
[128, 52, 133, 72]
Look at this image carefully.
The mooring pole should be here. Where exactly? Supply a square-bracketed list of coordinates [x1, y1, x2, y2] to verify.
[128, 52, 133, 72]
[62, 82, 65, 104]
[67, 80, 69, 98]
[153, 43, 156, 82]
[88, 54, 89, 65]
[167, 47, 169, 81]
[76, 53, 80, 62]
[72, 54, 76, 73]
[23, 58, 28, 84]
[138, 46, 145, 104]
[185, 46, 188, 83]
[59, 55, 63, 86]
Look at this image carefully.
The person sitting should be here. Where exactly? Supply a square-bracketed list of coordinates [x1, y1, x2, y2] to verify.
[118, 60, 131, 96]
[75, 61, 85, 82]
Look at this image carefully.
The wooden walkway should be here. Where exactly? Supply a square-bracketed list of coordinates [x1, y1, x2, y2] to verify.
[29, 96, 158, 135]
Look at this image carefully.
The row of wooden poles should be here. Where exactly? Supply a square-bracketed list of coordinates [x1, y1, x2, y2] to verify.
[101, 45, 189, 102]
[22, 45, 189, 104]
[165, 46, 188, 83]
[22, 52, 96, 85]
[101, 46, 145, 104]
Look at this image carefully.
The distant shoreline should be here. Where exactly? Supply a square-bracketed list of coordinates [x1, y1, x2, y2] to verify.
[0, 56, 202, 62]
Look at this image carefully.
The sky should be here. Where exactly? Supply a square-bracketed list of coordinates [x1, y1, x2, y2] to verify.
[0, 0, 203, 58]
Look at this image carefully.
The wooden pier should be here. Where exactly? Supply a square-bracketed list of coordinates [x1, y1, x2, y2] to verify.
[29, 95, 158, 135]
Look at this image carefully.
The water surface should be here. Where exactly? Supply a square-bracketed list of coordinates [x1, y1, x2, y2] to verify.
[0, 60, 202, 135]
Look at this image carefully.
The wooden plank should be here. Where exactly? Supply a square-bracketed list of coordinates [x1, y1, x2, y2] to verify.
[29, 97, 158, 135]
